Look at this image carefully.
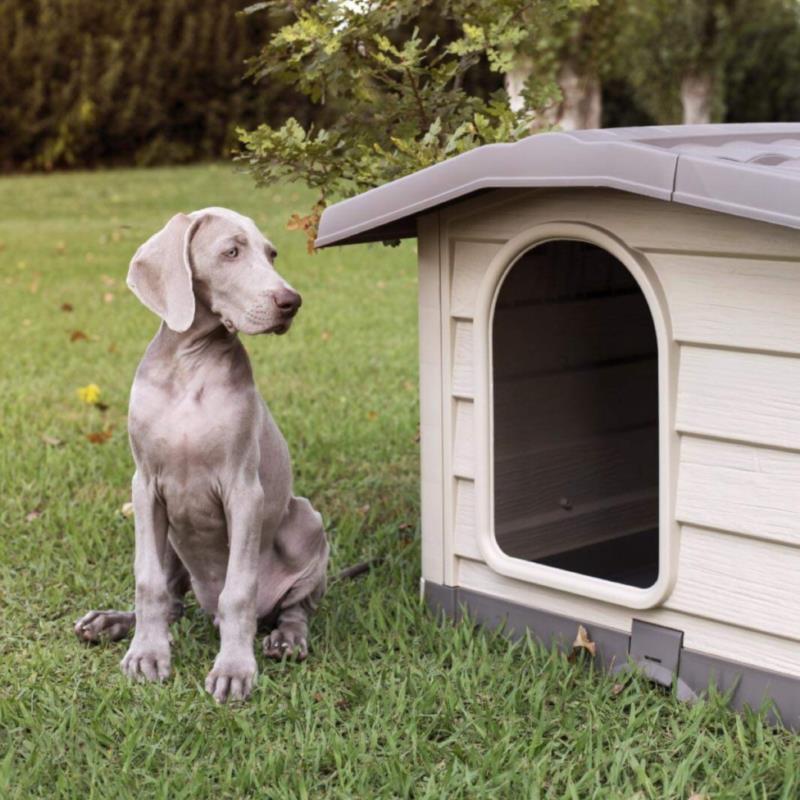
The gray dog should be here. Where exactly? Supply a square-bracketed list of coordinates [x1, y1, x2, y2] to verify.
[74, 208, 329, 703]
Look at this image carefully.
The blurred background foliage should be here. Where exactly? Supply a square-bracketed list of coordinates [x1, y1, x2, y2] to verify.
[1, 0, 799, 177]
[0, 0, 310, 170]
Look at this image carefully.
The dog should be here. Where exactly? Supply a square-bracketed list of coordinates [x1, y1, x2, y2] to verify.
[74, 208, 329, 703]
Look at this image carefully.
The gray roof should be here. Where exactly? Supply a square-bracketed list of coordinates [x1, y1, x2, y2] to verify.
[315, 123, 800, 247]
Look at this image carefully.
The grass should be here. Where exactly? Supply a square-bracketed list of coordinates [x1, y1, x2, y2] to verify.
[0, 163, 798, 799]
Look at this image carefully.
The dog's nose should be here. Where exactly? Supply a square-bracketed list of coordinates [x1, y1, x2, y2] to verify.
[272, 287, 302, 316]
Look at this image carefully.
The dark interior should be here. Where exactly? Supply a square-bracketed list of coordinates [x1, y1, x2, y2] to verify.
[492, 241, 659, 588]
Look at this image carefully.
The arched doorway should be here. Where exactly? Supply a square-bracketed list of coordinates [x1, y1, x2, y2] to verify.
[492, 240, 659, 588]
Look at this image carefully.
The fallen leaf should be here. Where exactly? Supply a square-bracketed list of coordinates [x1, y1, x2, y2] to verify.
[86, 430, 113, 444]
[120, 501, 134, 517]
[569, 625, 597, 661]
[54, 240, 66, 254]
[60, 302, 74, 312]
[376, 281, 386, 289]
[612, 682, 625, 696]
[0, 240, 5, 252]
[107, 342, 118, 354]
[321, 330, 332, 342]
[100, 274, 115, 287]
[70, 330, 88, 342]
[334, 697, 350, 710]
[25, 509, 42, 522]
[313, 692, 324, 703]
[357, 504, 370, 515]
[103, 292, 114, 303]
[29, 276, 40, 293]
[41, 434, 63, 447]
[76, 383, 101, 404]
[403, 380, 415, 392]
[366, 410, 378, 421]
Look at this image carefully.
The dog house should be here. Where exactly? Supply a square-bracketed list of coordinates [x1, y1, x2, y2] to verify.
[316, 124, 800, 726]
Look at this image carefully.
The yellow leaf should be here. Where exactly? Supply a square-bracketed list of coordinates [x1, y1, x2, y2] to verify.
[77, 383, 102, 405]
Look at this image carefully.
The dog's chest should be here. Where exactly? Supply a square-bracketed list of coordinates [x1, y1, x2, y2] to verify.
[130, 370, 260, 493]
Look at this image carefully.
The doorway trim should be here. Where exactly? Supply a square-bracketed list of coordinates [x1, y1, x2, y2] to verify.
[472, 221, 678, 609]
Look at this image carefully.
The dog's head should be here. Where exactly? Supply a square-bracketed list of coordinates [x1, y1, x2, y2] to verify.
[127, 208, 301, 335]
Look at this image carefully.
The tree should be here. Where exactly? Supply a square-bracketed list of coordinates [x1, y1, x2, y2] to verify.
[619, 0, 753, 125]
[237, 0, 592, 249]
[505, 0, 628, 131]
[723, 0, 800, 124]
[0, 0, 297, 171]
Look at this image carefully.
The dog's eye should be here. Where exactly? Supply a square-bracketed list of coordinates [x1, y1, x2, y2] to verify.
[224, 246, 239, 259]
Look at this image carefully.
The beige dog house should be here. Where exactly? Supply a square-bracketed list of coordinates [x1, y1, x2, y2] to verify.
[317, 124, 800, 725]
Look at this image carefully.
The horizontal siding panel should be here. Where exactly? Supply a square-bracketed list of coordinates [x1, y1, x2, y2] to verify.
[450, 240, 503, 318]
[446, 188, 800, 259]
[676, 435, 800, 547]
[493, 292, 656, 378]
[495, 358, 658, 452]
[496, 489, 657, 560]
[677, 345, 800, 450]
[453, 400, 475, 478]
[453, 478, 480, 560]
[666, 526, 800, 641]
[495, 426, 658, 528]
[650, 253, 800, 355]
[456, 559, 800, 678]
[452, 320, 474, 397]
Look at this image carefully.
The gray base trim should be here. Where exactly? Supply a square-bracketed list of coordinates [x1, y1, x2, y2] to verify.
[423, 580, 800, 730]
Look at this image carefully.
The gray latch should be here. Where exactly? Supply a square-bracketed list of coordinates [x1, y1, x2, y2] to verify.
[615, 619, 698, 702]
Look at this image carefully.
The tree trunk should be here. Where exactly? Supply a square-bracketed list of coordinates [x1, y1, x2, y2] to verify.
[680, 73, 713, 125]
[504, 55, 533, 114]
[507, 57, 602, 131]
[555, 61, 601, 131]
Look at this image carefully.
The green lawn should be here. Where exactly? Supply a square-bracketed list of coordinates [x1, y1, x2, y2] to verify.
[1, 164, 798, 799]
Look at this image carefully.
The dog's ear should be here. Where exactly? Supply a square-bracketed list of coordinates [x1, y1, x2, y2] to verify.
[127, 213, 200, 332]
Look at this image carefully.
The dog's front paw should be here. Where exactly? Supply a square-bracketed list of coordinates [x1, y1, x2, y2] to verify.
[205, 653, 257, 703]
[120, 636, 171, 682]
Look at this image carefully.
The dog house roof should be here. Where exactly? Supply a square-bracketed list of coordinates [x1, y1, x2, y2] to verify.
[315, 123, 800, 247]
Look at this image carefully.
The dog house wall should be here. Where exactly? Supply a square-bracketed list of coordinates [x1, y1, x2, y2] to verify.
[316, 125, 800, 723]
[416, 185, 800, 686]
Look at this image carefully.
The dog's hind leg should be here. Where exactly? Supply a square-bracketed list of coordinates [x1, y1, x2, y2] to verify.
[260, 496, 329, 661]
[74, 538, 190, 644]
[262, 577, 325, 661]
